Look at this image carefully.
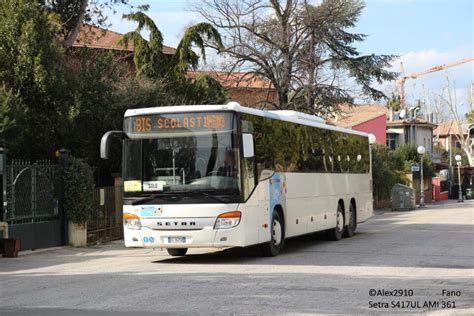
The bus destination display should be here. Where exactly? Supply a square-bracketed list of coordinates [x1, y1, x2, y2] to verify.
[127, 113, 230, 133]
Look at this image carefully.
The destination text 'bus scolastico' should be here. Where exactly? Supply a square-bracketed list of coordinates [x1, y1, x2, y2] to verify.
[100, 102, 375, 256]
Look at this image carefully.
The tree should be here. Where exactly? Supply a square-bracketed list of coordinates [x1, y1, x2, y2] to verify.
[432, 77, 473, 166]
[0, 0, 229, 181]
[40, 0, 147, 48]
[386, 92, 401, 111]
[0, 0, 71, 158]
[194, 0, 397, 114]
[120, 11, 228, 104]
[120, 11, 167, 79]
[121, 12, 224, 79]
[371, 145, 408, 201]
[466, 111, 474, 123]
[63, 157, 95, 224]
[393, 143, 436, 178]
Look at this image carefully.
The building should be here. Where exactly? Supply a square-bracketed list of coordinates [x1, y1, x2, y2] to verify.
[71, 24, 176, 75]
[187, 71, 278, 107]
[72, 25, 276, 107]
[433, 120, 474, 152]
[386, 117, 437, 152]
[327, 104, 388, 145]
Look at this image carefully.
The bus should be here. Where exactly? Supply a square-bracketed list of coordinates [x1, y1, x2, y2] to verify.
[100, 102, 375, 256]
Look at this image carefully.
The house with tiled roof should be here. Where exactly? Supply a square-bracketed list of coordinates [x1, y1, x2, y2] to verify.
[188, 71, 277, 107]
[386, 117, 437, 152]
[327, 104, 388, 145]
[434, 120, 474, 152]
[71, 25, 276, 107]
[72, 24, 176, 54]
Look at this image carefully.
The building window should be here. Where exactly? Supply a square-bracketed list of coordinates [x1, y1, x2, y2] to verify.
[387, 134, 397, 150]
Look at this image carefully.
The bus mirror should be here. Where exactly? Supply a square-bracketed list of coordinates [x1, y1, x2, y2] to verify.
[100, 131, 123, 159]
[242, 133, 254, 158]
[259, 169, 274, 181]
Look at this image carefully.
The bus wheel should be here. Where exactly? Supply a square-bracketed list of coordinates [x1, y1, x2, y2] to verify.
[260, 210, 284, 257]
[344, 202, 357, 238]
[167, 248, 188, 256]
[327, 204, 344, 241]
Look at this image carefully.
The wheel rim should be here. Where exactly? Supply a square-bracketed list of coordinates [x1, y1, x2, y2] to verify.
[272, 219, 282, 246]
[336, 210, 344, 232]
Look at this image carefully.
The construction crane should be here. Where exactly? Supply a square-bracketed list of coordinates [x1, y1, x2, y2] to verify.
[398, 57, 474, 109]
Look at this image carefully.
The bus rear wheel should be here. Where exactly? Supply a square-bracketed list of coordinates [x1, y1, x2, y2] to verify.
[260, 210, 284, 257]
[167, 248, 188, 256]
[327, 204, 344, 241]
[344, 202, 357, 238]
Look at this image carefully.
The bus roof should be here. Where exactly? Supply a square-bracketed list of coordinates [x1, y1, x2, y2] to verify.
[124, 102, 370, 138]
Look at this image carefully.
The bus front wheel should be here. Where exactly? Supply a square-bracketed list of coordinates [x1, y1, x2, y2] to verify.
[167, 248, 188, 256]
[327, 204, 344, 241]
[260, 210, 284, 257]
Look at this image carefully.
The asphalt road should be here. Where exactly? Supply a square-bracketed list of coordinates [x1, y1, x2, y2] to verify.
[1, 200, 473, 315]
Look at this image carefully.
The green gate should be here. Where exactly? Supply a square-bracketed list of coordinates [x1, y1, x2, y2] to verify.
[88, 186, 123, 245]
[6, 160, 64, 250]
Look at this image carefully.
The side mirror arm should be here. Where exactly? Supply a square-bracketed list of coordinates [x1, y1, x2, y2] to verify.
[100, 131, 123, 159]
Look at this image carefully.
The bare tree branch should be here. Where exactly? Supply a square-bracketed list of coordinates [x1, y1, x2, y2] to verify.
[193, 0, 397, 115]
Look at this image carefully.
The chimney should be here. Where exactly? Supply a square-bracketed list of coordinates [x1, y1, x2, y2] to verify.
[389, 108, 393, 122]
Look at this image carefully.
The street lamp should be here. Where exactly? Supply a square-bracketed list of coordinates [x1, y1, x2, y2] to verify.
[455, 154, 463, 202]
[417, 146, 426, 207]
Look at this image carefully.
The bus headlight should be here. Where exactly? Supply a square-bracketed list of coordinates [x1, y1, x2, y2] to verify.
[214, 211, 241, 229]
[123, 212, 142, 230]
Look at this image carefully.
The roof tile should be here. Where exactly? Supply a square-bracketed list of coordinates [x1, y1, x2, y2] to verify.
[72, 24, 176, 54]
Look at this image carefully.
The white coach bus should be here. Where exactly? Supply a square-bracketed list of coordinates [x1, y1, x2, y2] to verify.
[100, 102, 374, 256]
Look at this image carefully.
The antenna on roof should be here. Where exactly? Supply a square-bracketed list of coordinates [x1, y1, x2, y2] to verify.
[399, 109, 406, 119]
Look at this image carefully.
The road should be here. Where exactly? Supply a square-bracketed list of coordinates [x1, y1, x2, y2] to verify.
[1, 200, 473, 315]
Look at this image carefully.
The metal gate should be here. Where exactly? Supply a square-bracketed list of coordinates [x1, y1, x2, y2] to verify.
[6, 160, 64, 250]
[87, 186, 123, 245]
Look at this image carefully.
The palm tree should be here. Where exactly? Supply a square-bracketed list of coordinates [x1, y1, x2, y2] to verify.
[119, 11, 224, 81]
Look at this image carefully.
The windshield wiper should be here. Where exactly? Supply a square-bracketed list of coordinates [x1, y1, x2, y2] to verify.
[130, 193, 182, 205]
[189, 191, 230, 203]
[130, 191, 231, 205]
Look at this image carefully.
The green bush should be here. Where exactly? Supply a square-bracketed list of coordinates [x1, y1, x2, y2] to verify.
[371, 144, 409, 200]
[63, 158, 95, 224]
[393, 143, 436, 178]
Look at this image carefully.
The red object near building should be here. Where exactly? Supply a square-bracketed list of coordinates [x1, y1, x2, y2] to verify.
[432, 177, 449, 201]
[327, 104, 387, 145]
[352, 114, 387, 145]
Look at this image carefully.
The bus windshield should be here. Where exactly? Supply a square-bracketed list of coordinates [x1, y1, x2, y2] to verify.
[123, 112, 241, 201]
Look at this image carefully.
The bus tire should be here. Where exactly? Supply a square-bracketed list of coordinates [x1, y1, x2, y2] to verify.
[260, 210, 284, 257]
[167, 248, 188, 256]
[344, 202, 357, 238]
[327, 203, 344, 241]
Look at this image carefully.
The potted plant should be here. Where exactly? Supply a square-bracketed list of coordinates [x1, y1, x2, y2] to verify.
[63, 158, 95, 247]
[3, 238, 21, 257]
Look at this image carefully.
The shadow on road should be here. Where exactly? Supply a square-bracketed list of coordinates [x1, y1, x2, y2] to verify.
[154, 221, 473, 270]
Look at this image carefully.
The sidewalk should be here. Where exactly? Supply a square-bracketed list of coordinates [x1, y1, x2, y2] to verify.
[374, 198, 474, 213]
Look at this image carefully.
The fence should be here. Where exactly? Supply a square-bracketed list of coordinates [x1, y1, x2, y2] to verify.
[87, 185, 123, 245]
[5, 159, 64, 250]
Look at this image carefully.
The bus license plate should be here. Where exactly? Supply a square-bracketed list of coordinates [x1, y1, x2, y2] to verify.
[168, 237, 186, 244]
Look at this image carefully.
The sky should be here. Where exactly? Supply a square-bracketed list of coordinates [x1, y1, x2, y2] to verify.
[107, 0, 473, 114]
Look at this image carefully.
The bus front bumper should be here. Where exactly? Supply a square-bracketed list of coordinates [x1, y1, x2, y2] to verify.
[124, 225, 246, 249]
